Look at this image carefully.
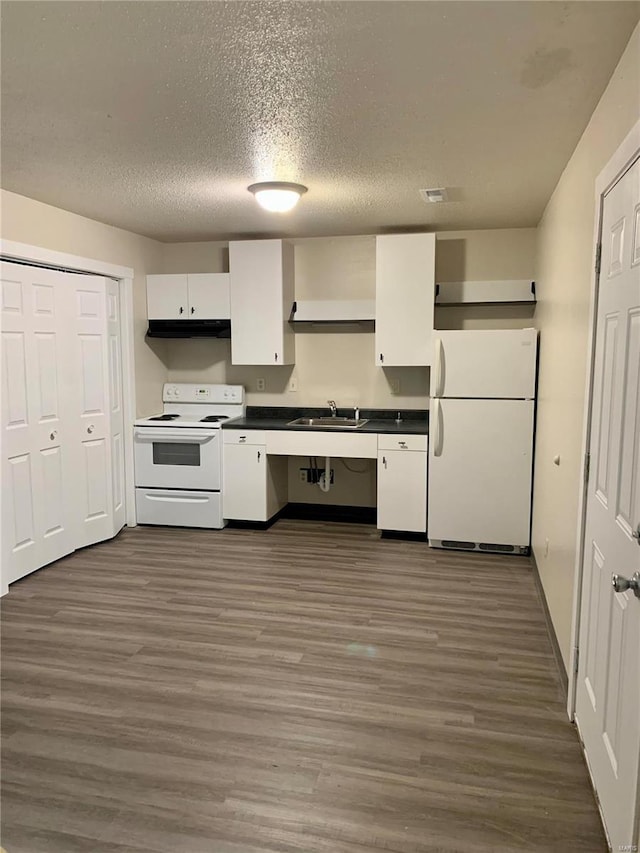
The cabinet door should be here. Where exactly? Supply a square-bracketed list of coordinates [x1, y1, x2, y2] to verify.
[223, 443, 268, 521]
[70, 277, 117, 550]
[375, 233, 435, 366]
[229, 240, 295, 365]
[377, 449, 427, 533]
[1, 263, 76, 583]
[187, 273, 230, 319]
[146, 275, 189, 320]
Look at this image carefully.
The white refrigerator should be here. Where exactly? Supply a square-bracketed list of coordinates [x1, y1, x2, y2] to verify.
[428, 329, 538, 554]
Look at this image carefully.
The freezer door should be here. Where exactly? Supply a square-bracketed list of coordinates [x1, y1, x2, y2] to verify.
[433, 329, 537, 399]
[428, 399, 534, 548]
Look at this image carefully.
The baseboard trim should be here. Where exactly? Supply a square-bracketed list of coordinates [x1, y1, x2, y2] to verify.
[530, 551, 568, 694]
[282, 503, 377, 525]
[226, 506, 287, 530]
[381, 530, 428, 542]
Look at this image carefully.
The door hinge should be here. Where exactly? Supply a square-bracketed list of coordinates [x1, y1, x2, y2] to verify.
[584, 451, 590, 483]
[594, 243, 602, 277]
[573, 647, 580, 677]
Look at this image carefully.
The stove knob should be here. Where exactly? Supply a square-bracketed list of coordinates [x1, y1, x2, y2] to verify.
[174, 389, 180, 397]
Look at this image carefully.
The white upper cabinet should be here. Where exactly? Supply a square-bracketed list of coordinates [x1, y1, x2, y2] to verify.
[147, 274, 189, 320]
[187, 274, 230, 318]
[375, 233, 435, 366]
[146, 273, 230, 320]
[229, 239, 295, 365]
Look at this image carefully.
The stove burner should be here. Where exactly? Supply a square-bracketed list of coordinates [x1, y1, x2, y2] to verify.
[200, 415, 228, 423]
[149, 413, 181, 421]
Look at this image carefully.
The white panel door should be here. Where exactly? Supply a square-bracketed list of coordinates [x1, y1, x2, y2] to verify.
[71, 277, 114, 549]
[107, 280, 126, 536]
[1, 264, 76, 584]
[146, 274, 189, 320]
[575, 156, 640, 851]
[432, 330, 538, 399]
[428, 398, 534, 548]
[375, 233, 435, 367]
[188, 273, 230, 318]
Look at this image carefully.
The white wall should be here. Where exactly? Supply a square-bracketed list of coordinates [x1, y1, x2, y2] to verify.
[532, 23, 640, 670]
[1, 189, 167, 416]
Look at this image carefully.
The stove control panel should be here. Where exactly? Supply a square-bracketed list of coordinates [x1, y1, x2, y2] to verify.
[163, 383, 244, 404]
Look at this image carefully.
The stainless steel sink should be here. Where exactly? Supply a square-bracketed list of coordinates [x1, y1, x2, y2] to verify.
[287, 416, 369, 429]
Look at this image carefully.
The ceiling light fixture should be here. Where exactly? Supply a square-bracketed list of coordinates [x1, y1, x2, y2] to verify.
[248, 181, 308, 213]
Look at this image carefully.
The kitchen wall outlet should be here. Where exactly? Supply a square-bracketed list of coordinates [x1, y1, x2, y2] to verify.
[288, 377, 298, 392]
[390, 378, 401, 394]
[299, 468, 307, 482]
[256, 378, 265, 391]
[544, 538, 549, 558]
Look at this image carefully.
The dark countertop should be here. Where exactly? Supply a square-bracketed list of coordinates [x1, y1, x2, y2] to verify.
[223, 407, 429, 435]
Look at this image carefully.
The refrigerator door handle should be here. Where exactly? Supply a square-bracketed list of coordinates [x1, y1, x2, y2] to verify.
[434, 337, 444, 397]
[432, 398, 443, 456]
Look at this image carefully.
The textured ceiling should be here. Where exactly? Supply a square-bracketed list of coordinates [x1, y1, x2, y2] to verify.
[2, 1, 639, 242]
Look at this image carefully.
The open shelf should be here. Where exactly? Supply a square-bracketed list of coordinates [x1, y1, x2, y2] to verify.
[435, 279, 536, 306]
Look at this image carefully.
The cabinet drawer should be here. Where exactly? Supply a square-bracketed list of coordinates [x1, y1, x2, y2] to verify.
[135, 488, 223, 529]
[378, 434, 428, 452]
[223, 430, 266, 445]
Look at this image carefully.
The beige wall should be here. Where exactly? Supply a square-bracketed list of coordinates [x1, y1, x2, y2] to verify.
[0, 184, 536, 426]
[163, 228, 536, 507]
[436, 228, 537, 330]
[532, 23, 640, 670]
[163, 229, 537, 409]
[1, 189, 167, 416]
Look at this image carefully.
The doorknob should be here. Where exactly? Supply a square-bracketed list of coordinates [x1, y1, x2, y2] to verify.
[612, 572, 640, 599]
[87, 424, 95, 434]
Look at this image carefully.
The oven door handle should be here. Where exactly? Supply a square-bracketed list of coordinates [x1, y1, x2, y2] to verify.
[134, 428, 216, 444]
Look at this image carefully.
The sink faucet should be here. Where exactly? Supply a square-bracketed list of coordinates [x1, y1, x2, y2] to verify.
[327, 400, 337, 417]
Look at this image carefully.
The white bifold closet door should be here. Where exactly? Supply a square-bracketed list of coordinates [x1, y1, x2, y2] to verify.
[1, 262, 125, 586]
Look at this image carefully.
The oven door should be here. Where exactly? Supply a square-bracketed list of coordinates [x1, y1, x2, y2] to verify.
[134, 428, 221, 491]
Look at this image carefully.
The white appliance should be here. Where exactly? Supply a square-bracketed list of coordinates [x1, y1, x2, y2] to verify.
[134, 383, 245, 528]
[428, 329, 538, 554]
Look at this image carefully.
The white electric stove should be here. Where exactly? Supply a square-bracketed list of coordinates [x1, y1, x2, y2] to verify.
[133, 383, 245, 528]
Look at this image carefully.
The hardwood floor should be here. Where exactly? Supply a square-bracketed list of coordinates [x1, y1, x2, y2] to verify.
[1, 522, 606, 852]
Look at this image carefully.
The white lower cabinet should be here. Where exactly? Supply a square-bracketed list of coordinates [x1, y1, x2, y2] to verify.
[377, 435, 428, 533]
[222, 429, 428, 530]
[223, 432, 287, 522]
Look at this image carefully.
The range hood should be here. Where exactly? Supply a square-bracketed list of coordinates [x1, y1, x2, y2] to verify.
[147, 319, 231, 338]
